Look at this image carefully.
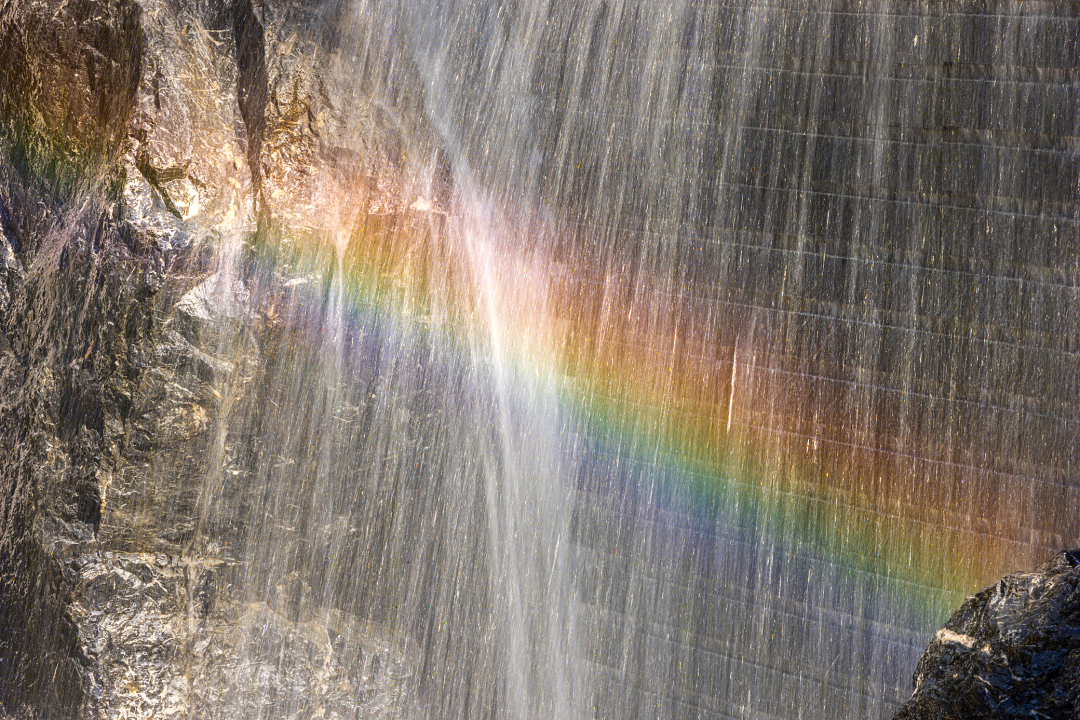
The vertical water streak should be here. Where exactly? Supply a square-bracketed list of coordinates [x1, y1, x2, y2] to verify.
[456, 190, 585, 720]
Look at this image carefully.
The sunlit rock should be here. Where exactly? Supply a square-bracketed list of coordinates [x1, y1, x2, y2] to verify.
[0, 0, 143, 167]
[895, 550, 1080, 720]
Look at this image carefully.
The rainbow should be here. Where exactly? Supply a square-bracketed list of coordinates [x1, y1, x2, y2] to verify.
[252, 184, 1029, 631]
[11, 117, 1002, 624]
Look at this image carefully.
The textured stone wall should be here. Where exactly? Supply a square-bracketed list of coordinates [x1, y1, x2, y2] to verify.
[0, 0, 430, 716]
[895, 549, 1080, 719]
[0, 0, 151, 715]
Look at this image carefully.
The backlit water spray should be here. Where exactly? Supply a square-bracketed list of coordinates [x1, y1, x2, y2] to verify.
[161, 1, 1080, 719]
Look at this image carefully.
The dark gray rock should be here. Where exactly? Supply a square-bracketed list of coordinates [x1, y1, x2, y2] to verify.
[895, 550, 1080, 720]
[232, 0, 269, 221]
[0, 0, 143, 169]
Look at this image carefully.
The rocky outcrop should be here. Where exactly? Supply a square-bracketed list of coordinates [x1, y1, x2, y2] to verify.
[0, 0, 153, 716]
[0, 0, 143, 170]
[895, 550, 1080, 720]
[0, 0, 439, 717]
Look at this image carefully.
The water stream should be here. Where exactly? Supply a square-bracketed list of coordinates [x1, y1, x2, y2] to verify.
[174, 1, 1079, 719]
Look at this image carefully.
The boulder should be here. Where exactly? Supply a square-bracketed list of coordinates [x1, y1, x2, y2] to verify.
[895, 549, 1080, 720]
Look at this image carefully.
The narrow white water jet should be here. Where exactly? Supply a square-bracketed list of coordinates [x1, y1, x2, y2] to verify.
[456, 189, 586, 720]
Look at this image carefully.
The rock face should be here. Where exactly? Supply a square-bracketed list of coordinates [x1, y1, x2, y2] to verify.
[895, 550, 1080, 720]
[0, 0, 438, 717]
[0, 1, 152, 717]
[3, 0, 1080, 719]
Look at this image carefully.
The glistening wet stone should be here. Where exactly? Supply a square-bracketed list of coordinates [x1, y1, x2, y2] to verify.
[895, 550, 1080, 720]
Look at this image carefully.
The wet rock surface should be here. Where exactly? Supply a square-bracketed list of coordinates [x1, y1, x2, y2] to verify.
[895, 550, 1080, 720]
[0, 0, 143, 169]
[4, 0, 1080, 718]
[68, 551, 418, 720]
[0, 0, 155, 715]
[0, 0, 433, 716]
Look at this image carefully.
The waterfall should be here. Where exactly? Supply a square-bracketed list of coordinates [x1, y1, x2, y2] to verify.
[187, 0, 1079, 717]
[0, 0, 1076, 718]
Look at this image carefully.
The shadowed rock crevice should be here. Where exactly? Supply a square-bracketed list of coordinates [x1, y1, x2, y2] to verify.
[231, 0, 269, 222]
